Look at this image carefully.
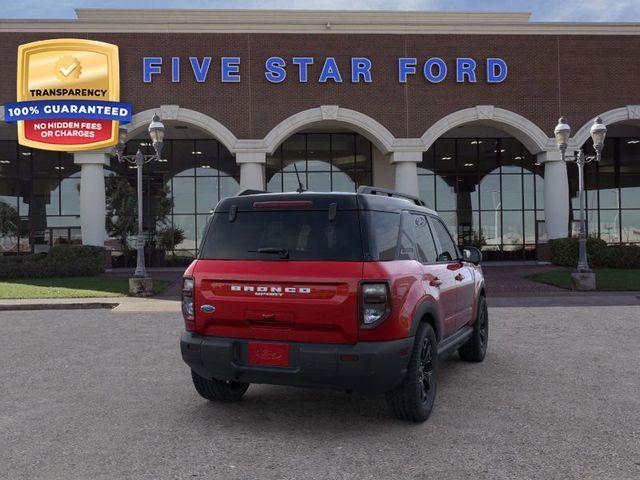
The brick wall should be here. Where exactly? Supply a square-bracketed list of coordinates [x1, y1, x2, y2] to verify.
[1, 32, 638, 140]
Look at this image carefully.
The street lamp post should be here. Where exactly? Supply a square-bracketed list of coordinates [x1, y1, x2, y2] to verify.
[553, 116, 607, 289]
[113, 114, 165, 293]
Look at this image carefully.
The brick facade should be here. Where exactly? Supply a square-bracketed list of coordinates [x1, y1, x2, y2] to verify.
[1, 32, 638, 141]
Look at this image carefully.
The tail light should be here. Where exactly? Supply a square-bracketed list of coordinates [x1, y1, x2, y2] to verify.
[359, 282, 391, 328]
[182, 276, 195, 331]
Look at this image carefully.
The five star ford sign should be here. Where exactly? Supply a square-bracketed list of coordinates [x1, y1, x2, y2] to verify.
[4, 39, 132, 152]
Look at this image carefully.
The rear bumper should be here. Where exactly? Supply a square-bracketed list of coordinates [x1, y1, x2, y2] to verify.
[181, 331, 414, 394]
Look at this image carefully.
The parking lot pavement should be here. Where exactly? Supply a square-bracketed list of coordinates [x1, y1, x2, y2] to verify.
[1, 306, 639, 480]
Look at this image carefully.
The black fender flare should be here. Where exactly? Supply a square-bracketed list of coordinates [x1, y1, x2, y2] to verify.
[409, 300, 444, 342]
[473, 280, 487, 321]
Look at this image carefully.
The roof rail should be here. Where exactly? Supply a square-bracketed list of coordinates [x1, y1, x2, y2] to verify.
[357, 186, 426, 207]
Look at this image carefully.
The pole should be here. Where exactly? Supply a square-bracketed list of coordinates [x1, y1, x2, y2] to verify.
[576, 150, 590, 273]
[134, 149, 147, 278]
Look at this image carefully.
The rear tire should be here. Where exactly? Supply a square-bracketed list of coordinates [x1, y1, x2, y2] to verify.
[191, 370, 249, 403]
[385, 323, 437, 422]
[458, 295, 488, 362]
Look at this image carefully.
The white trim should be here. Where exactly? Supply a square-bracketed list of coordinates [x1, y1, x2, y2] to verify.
[572, 105, 640, 148]
[127, 105, 239, 153]
[420, 105, 553, 154]
[74, 9, 532, 24]
[263, 105, 396, 155]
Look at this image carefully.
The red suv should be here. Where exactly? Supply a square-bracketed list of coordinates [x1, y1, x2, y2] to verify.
[180, 187, 487, 422]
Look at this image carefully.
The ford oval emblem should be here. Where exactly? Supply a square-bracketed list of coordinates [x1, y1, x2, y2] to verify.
[200, 304, 216, 313]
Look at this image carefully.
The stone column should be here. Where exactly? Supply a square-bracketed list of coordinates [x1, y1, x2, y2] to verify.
[237, 151, 266, 191]
[538, 151, 569, 240]
[391, 151, 422, 197]
[74, 150, 110, 246]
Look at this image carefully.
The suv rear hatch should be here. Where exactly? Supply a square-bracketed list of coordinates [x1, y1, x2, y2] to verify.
[193, 194, 364, 344]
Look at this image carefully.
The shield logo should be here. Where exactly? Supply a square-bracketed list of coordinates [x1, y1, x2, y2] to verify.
[15, 38, 121, 151]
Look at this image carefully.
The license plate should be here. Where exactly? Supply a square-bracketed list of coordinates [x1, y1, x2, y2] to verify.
[248, 342, 290, 367]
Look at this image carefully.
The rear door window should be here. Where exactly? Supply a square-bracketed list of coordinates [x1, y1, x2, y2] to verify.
[200, 210, 363, 261]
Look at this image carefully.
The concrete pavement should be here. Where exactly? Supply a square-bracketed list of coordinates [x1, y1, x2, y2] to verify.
[1, 306, 639, 479]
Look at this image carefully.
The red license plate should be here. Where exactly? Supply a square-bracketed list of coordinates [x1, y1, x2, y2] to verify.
[248, 342, 290, 367]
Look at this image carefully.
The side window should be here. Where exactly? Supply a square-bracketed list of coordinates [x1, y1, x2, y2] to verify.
[430, 217, 459, 262]
[367, 211, 400, 261]
[411, 214, 438, 263]
[397, 212, 416, 260]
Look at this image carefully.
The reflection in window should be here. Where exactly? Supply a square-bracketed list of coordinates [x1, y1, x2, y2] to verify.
[266, 133, 372, 192]
[569, 137, 640, 245]
[419, 138, 543, 260]
[116, 138, 240, 262]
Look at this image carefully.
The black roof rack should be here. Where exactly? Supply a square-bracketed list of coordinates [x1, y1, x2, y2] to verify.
[357, 186, 426, 207]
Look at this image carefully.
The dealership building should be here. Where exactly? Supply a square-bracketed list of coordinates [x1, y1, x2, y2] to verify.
[0, 9, 639, 263]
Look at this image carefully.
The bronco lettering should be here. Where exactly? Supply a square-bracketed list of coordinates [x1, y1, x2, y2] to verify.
[230, 285, 312, 295]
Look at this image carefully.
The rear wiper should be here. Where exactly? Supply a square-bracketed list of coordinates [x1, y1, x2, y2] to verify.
[249, 247, 290, 259]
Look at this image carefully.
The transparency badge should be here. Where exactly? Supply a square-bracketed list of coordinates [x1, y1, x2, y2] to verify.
[4, 39, 132, 151]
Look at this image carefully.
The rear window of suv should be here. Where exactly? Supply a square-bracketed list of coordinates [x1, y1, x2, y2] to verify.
[200, 210, 363, 261]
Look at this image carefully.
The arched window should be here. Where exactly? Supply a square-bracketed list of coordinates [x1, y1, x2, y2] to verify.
[418, 137, 543, 260]
[267, 133, 372, 192]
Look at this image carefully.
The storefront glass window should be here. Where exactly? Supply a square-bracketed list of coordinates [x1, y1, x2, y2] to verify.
[266, 133, 372, 193]
[419, 137, 544, 260]
[569, 137, 640, 245]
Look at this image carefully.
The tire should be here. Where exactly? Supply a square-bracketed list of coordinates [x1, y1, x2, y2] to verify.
[191, 370, 249, 403]
[458, 295, 488, 362]
[385, 323, 438, 423]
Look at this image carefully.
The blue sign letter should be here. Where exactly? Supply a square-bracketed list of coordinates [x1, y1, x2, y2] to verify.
[143, 57, 162, 83]
[398, 58, 417, 83]
[221, 57, 241, 83]
[319, 57, 342, 83]
[351, 57, 372, 83]
[456, 58, 477, 83]
[171, 57, 180, 83]
[265, 57, 287, 83]
[487, 58, 508, 83]
[292, 57, 313, 82]
[424, 58, 447, 83]
[189, 57, 211, 83]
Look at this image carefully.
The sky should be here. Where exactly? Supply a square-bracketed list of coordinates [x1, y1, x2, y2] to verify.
[1, 0, 639, 22]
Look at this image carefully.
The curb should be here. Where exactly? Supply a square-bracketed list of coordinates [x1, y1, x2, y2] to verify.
[0, 302, 119, 312]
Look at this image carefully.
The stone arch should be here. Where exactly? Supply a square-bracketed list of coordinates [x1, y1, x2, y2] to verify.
[127, 105, 239, 154]
[420, 105, 553, 154]
[572, 105, 640, 148]
[263, 105, 396, 155]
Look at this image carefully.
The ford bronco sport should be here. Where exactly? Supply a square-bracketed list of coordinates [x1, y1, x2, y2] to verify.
[180, 186, 487, 422]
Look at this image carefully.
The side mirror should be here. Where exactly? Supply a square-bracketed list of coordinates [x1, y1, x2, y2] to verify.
[462, 246, 482, 265]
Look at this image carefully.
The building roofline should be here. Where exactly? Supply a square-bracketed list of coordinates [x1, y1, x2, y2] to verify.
[73, 9, 533, 24]
[0, 9, 638, 35]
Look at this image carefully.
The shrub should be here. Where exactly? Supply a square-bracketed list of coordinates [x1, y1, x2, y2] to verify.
[157, 227, 185, 252]
[593, 244, 640, 269]
[0, 245, 107, 279]
[550, 237, 640, 269]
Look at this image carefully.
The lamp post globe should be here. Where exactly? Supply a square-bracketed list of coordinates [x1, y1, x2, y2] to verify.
[116, 125, 127, 157]
[148, 113, 165, 157]
[590, 116, 607, 154]
[554, 117, 571, 155]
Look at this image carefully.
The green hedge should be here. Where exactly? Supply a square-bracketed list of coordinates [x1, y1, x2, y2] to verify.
[550, 237, 640, 268]
[0, 245, 107, 279]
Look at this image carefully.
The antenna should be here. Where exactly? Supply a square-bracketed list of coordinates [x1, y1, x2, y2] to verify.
[293, 162, 306, 193]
